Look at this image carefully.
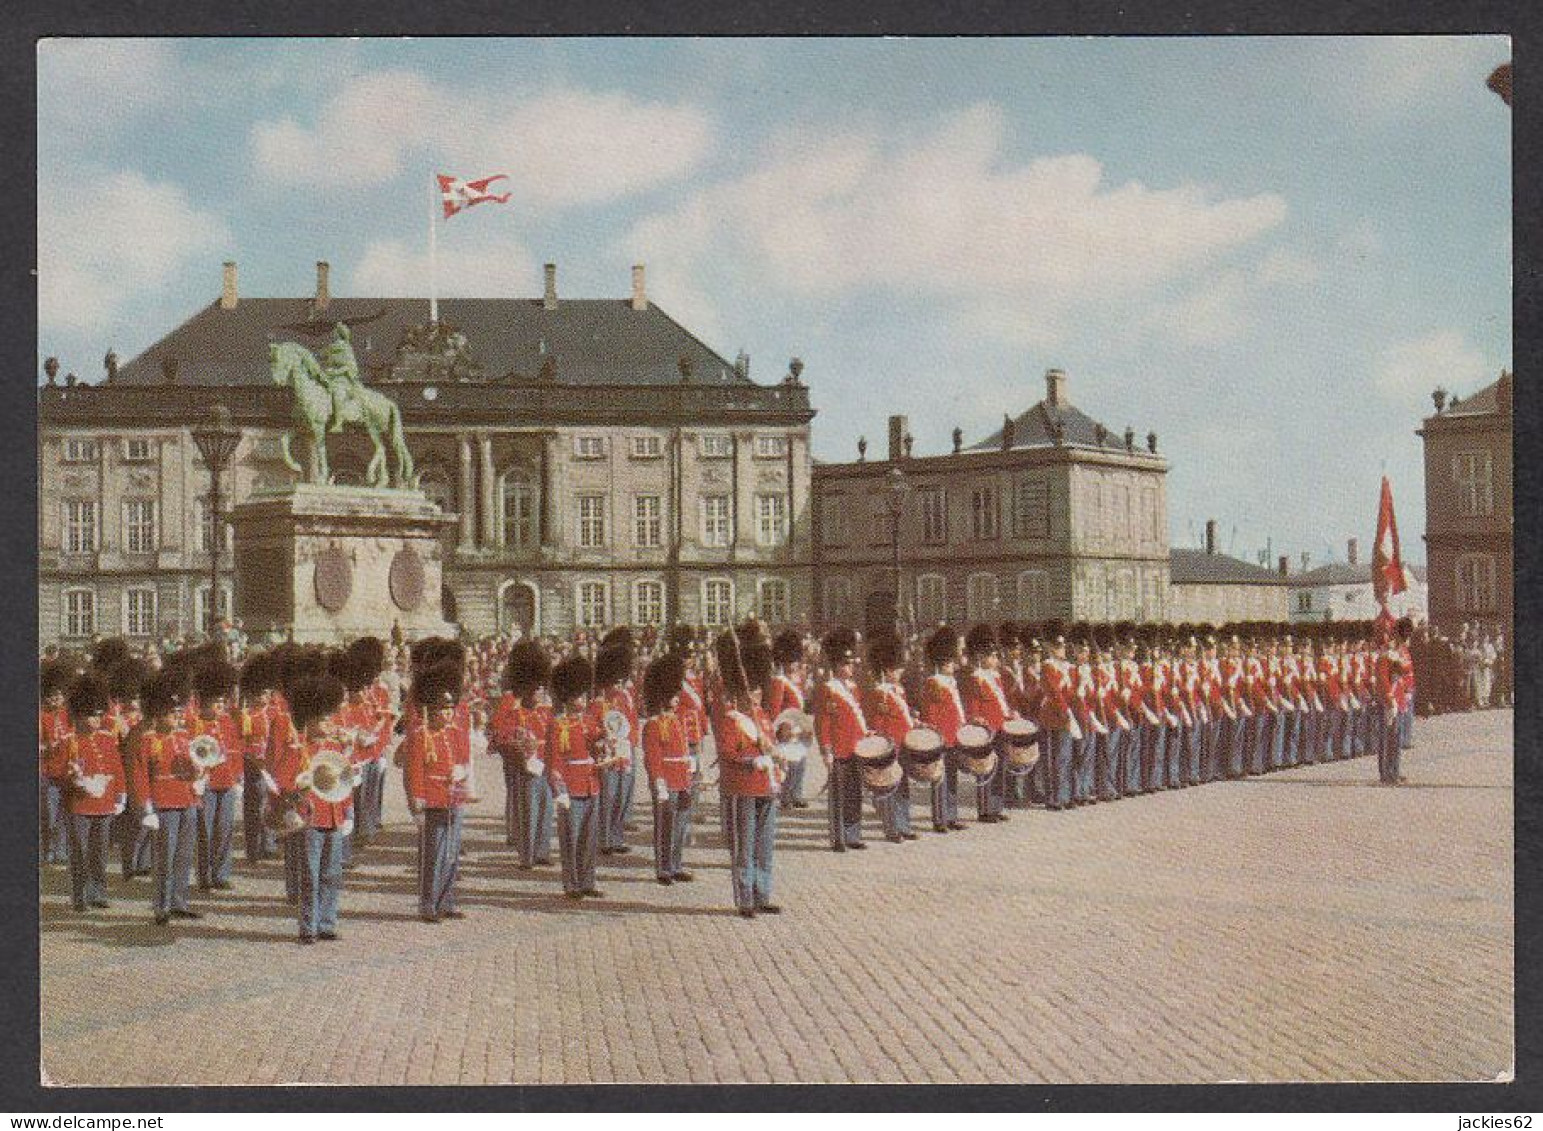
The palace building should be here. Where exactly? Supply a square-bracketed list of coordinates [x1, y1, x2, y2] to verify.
[38, 261, 816, 647]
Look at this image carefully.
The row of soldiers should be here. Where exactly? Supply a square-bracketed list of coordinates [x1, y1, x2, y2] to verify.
[39, 615, 1416, 934]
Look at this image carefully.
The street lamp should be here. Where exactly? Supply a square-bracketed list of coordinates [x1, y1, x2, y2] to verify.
[885, 463, 910, 639]
[191, 403, 242, 643]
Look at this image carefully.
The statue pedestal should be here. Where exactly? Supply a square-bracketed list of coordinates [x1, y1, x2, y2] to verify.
[230, 483, 457, 645]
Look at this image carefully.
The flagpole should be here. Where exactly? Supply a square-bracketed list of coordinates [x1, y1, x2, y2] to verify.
[429, 174, 439, 326]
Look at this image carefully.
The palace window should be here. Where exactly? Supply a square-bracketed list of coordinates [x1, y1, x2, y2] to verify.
[62, 588, 96, 638]
[123, 438, 154, 462]
[970, 485, 999, 541]
[195, 498, 233, 554]
[703, 579, 734, 627]
[701, 496, 733, 547]
[1456, 553, 1497, 613]
[1452, 451, 1495, 517]
[63, 438, 99, 463]
[757, 578, 790, 624]
[631, 435, 663, 460]
[573, 435, 606, 460]
[754, 435, 787, 459]
[500, 475, 538, 549]
[1016, 570, 1050, 620]
[916, 573, 947, 625]
[756, 494, 787, 547]
[1142, 486, 1160, 543]
[966, 572, 998, 621]
[634, 495, 663, 549]
[194, 583, 232, 635]
[124, 587, 157, 637]
[577, 580, 610, 628]
[1011, 480, 1049, 539]
[699, 434, 734, 459]
[577, 495, 608, 548]
[64, 499, 97, 554]
[632, 580, 665, 626]
[919, 487, 948, 545]
[123, 499, 157, 554]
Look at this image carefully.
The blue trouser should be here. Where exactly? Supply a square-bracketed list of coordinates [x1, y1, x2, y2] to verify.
[827, 758, 865, 846]
[1071, 734, 1094, 802]
[1224, 715, 1245, 777]
[618, 764, 637, 832]
[1247, 714, 1269, 775]
[1400, 705, 1414, 751]
[419, 806, 463, 916]
[598, 768, 628, 852]
[1199, 718, 1220, 781]
[1004, 758, 1036, 808]
[1048, 729, 1075, 808]
[1096, 729, 1122, 800]
[241, 762, 276, 861]
[1184, 722, 1202, 784]
[1142, 723, 1166, 790]
[1123, 723, 1144, 794]
[67, 812, 111, 909]
[510, 762, 555, 866]
[1348, 706, 1366, 757]
[1378, 705, 1402, 782]
[977, 738, 1007, 817]
[284, 830, 302, 902]
[196, 787, 238, 888]
[875, 777, 913, 836]
[502, 758, 522, 846]
[652, 787, 693, 878]
[116, 809, 153, 877]
[358, 759, 386, 839]
[1267, 710, 1285, 769]
[1030, 733, 1050, 804]
[930, 755, 958, 828]
[42, 779, 67, 864]
[1285, 710, 1302, 766]
[556, 795, 598, 895]
[726, 794, 777, 912]
[1165, 722, 1186, 785]
[300, 825, 346, 938]
[1298, 711, 1318, 766]
[780, 757, 808, 806]
[151, 806, 197, 917]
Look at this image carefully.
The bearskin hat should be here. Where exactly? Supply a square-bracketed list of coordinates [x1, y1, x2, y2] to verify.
[40, 659, 78, 702]
[867, 630, 903, 673]
[772, 629, 803, 668]
[67, 671, 110, 720]
[90, 637, 133, 673]
[996, 620, 1020, 651]
[925, 625, 960, 668]
[1043, 618, 1067, 643]
[821, 626, 859, 666]
[964, 623, 998, 660]
[736, 617, 772, 654]
[141, 668, 189, 720]
[346, 636, 387, 681]
[665, 623, 698, 656]
[600, 626, 636, 657]
[106, 658, 151, 704]
[593, 644, 632, 691]
[337, 650, 378, 695]
[277, 646, 327, 698]
[642, 651, 686, 717]
[715, 630, 751, 700]
[503, 639, 552, 699]
[551, 654, 593, 709]
[1396, 615, 1414, 641]
[413, 660, 463, 711]
[193, 658, 238, 705]
[238, 651, 279, 700]
[290, 674, 347, 731]
[741, 640, 774, 694]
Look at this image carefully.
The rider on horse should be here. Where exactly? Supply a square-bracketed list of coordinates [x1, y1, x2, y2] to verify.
[318, 323, 366, 434]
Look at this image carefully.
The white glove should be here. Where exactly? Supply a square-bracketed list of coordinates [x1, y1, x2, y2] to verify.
[555, 791, 572, 812]
[754, 755, 773, 772]
[113, 795, 127, 817]
[687, 755, 698, 773]
[260, 771, 279, 795]
[141, 811, 160, 831]
[655, 778, 670, 803]
[231, 785, 244, 802]
[339, 817, 354, 837]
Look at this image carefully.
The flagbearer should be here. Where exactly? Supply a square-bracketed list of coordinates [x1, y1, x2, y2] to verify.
[47, 672, 126, 912]
[642, 651, 696, 884]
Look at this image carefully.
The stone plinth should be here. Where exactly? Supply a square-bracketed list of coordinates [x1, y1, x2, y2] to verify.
[231, 483, 457, 644]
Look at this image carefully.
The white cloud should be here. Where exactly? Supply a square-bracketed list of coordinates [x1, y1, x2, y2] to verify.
[252, 73, 715, 209]
[1329, 36, 1511, 121]
[352, 234, 534, 298]
[620, 103, 1286, 348]
[38, 39, 178, 135]
[38, 169, 230, 334]
[1373, 329, 1489, 401]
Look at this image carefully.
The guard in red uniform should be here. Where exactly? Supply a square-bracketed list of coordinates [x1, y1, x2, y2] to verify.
[39, 660, 75, 866]
[237, 652, 279, 862]
[546, 655, 602, 900]
[814, 627, 869, 851]
[129, 669, 202, 926]
[47, 672, 126, 911]
[1038, 621, 1080, 810]
[916, 626, 967, 831]
[641, 651, 695, 884]
[189, 659, 243, 891]
[768, 630, 810, 809]
[491, 639, 555, 868]
[862, 631, 918, 843]
[103, 658, 153, 878]
[714, 628, 781, 917]
[960, 624, 1012, 822]
[403, 661, 473, 922]
[588, 643, 637, 858]
[345, 637, 392, 841]
[272, 672, 352, 943]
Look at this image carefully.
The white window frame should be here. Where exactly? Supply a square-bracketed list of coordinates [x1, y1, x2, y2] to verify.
[754, 434, 787, 459]
[194, 583, 233, 635]
[823, 576, 853, 624]
[122, 437, 154, 462]
[577, 494, 608, 549]
[919, 487, 948, 545]
[971, 485, 999, 541]
[124, 586, 158, 637]
[1012, 480, 1049, 540]
[575, 580, 610, 629]
[916, 573, 948, 625]
[573, 435, 607, 460]
[1016, 570, 1050, 620]
[499, 473, 538, 549]
[701, 495, 733, 548]
[64, 499, 98, 554]
[634, 494, 663, 549]
[1452, 450, 1495, 517]
[757, 577, 790, 624]
[62, 587, 96, 638]
[702, 578, 735, 627]
[755, 493, 788, 547]
[699, 433, 734, 459]
[63, 437, 99, 463]
[966, 572, 999, 622]
[1455, 553, 1497, 613]
[123, 498, 157, 554]
[631, 579, 665, 627]
[630, 434, 663, 460]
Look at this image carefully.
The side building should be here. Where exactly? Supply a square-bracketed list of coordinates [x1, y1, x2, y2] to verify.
[811, 369, 1170, 633]
[1287, 538, 1428, 624]
[1417, 371, 1512, 634]
[38, 261, 816, 647]
[1167, 523, 1290, 624]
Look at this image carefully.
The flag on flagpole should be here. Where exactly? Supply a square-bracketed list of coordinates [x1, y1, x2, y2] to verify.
[437, 173, 512, 219]
[1372, 475, 1406, 634]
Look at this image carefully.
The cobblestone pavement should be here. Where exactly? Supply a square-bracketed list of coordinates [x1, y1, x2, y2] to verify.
[40, 709, 1512, 1086]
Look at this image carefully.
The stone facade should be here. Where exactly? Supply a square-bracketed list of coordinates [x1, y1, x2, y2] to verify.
[1166, 547, 1290, 625]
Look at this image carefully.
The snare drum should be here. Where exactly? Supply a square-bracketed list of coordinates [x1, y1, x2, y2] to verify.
[1002, 717, 1040, 768]
[955, 724, 996, 778]
[901, 726, 945, 783]
[854, 734, 894, 761]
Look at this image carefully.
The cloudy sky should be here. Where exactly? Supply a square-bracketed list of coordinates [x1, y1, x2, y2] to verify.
[38, 37, 1511, 567]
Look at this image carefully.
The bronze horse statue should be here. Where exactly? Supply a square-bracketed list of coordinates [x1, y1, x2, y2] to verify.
[269, 341, 415, 488]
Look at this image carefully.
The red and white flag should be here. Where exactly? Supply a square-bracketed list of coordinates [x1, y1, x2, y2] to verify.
[1372, 475, 1407, 633]
[437, 173, 512, 219]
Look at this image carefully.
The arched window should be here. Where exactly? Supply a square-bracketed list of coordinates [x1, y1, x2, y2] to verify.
[966, 572, 998, 622]
[1016, 570, 1049, 620]
[497, 579, 539, 635]
[915, 573, 947, 625]
[499, 469, 538, 549]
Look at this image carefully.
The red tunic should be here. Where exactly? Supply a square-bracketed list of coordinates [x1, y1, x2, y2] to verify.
[814, 678, 868, 761]
[46, 729, 126, 817]
[274, 734, 353, 829]
[403, 721, 471, 811]
[491, 696, 551, 765]
[545, 711, 601, 798]
[766, 673, 806, 717]
[917, 674, 967, 745]
[962, 669, 1012, 732]
[863, 681, 914, 748]
[129, 728, 198, 811]
[715, 704, 776, 797]
[642, 712, 693, 793]
[585, 687, 638, 770]
[187, 711, 245, 792]
[1037, 661, 1076, 732]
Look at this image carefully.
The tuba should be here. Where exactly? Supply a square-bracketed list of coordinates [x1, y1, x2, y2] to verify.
[295, 748, 356, 805]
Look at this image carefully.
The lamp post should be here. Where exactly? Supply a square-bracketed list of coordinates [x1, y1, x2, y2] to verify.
[191, 403, 242, 643]
[885, 463, 910, 640]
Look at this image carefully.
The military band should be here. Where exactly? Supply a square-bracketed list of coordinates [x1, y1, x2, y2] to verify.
[39, 615, 1417, 935]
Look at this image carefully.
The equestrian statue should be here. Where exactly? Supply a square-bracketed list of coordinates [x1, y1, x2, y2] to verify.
[270, 323, 416, 489]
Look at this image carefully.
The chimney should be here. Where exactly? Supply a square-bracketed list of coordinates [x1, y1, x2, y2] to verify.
[1045, 368, 1067, 407]
[313, 260, 331, 313]
[1301, 552, 1310, 571]
[543, 263, 558, 310]
[220, 261, 238, 310]
[631, 264, 647, 311]
[1205, 519, 1217, 555]
[1278, 555, 1289, 577]
[888, 415, 908, 462]
[1347, 537, 1358, 566]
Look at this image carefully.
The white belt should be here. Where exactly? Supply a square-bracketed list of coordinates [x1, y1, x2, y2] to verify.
[568, 758, 595, 766]
[662, 756, 691, 763]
